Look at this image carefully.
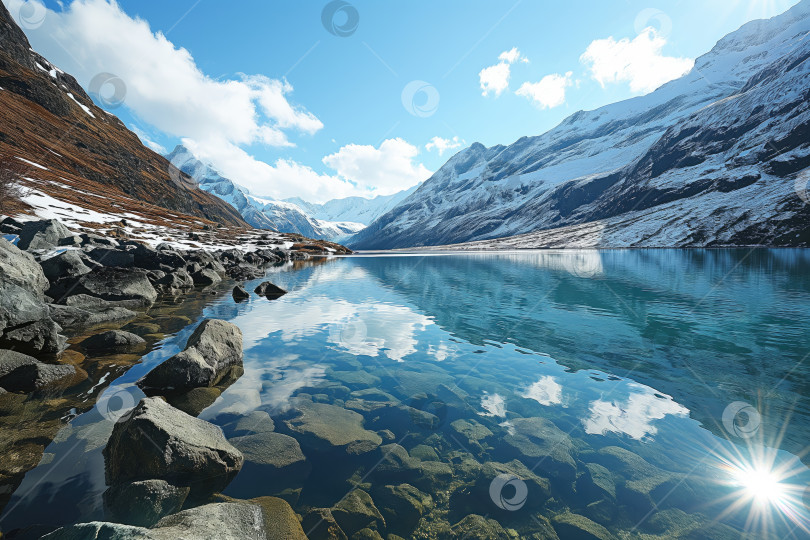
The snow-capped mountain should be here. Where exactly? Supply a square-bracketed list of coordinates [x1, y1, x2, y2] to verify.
[285, 186, 418, 226]
[165, 145, 365, 241]
[351, 2, 810, 249]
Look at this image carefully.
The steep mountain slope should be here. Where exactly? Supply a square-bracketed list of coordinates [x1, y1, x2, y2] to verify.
[286, 185, 418, 226]
[351, 2, 810, 249]
[0, 2, 247, 229]
[165, 145, 364, 241]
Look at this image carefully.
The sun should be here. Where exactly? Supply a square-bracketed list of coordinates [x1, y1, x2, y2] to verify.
[729, 463, 789, 507]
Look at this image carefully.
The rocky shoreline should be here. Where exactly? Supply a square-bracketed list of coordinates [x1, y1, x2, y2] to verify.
[0, 216, 349, 538]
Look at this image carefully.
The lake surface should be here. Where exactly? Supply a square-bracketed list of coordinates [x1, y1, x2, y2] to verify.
[3, 249, 810, 538]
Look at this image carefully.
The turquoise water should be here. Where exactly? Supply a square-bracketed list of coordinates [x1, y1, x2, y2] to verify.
[4, 249, 810, 538]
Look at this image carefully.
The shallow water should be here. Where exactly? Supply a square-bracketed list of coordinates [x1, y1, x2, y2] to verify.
[3, 249, 810, 538]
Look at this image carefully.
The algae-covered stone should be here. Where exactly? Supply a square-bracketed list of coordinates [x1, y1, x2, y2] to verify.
[284, 400, 381, 455]
[249, 496, 308, 540]
[475, 460, 551, 510]
[229, 431, 310, 493]
[551, 512, 615, 540]
[373, 483, 432, 535]
[450, 514, 511, 540]
[576, 462, 616, 501]
[498, 417, 577, 480]
[372, 444, 419, 481]
[302, 507, 348, 540]
[409, 444, 439, 462]
[331, 490, 385, 536]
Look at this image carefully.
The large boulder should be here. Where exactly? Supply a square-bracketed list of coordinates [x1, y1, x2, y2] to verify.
[138, 319, 243, 394]
[104, 397, 244, 498]
[49, 268, 158, 307]
[228, 432, 310, 497]
[331, 490, 385, 536]
[40, 250, 92, 281]
[0, 280, 65, 354]
[254, 281, 287, 298]
[48, 303, 136, 331]
[0, 349, 79, 392]
[17, 219, 73, 251]
[0, 238, 49, 295]
[86, 247, 135, 268]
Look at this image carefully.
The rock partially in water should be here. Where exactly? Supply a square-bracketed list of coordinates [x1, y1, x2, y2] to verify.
[191, 268, 221, 286]
[283, 400, 381, 456]
[48, 303, 136, 331]
[302, 507, 348, 540]
[0, 349, 80, 393]
[232, 284, 250, 302]
[248, 496, 309, 540]
[103, 479, 189, 527]
[331, 489, 385, 536]
[0, 318, 66, 355]
[551, 512, 615, 540]
[81, 330, 146, 354]
[254, 281, 287, 298]
[103, 397, 244, 498]
[498, 417, 577, 481]
[450, 514, 511, 540]
[50, 268, 158, 308]
[0, 280, 65, 355]
[138, 319, 243, 394]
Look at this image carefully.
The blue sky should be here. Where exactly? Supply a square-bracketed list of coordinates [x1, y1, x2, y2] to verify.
[7, 0, 800, 202]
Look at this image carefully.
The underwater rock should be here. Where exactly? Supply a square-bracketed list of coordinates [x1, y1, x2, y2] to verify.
[80, 330, 146, 354]
[103, 397, 244, 498]
[331, 489, 385, 536]
[373, 483, 432, 535]
[551, 512, 615, 540]
[302, 507, 348, 540]
[450, 514, 510, 540]
[498, 417, 577, 481]
[283, 400, 381, 456]
[229, 432, 310, 495]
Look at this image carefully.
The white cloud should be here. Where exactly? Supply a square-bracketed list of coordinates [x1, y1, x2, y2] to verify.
[10, 0, 354, 200]
[515, 71, 573, 109]
[322, 138, 431, 196]
[580, 28, 694, 94]
[425, 136, 464, 156]
[479, 47, 528, 97]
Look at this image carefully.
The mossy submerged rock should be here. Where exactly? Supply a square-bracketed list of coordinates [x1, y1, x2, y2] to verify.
[284, 399, 381, 455]
[302, 507, 348, 540]
[103, 397, 243, 498]
[450, 514, 511, 540]
[551, 512, 616, 540]
[228, 431, 311, 498]
[373, 483, 432, 535]
[301, 508, 349, 540]
[331, 489, 385, 536]
[498, 417, 577, 480]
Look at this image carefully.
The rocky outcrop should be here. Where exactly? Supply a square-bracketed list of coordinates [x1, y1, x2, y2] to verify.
[138, 319, 243, 394]
[103, 397, 243, 498]
[16, 219, 74, 251]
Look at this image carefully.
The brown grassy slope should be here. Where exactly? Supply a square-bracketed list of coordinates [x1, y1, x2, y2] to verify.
[0, 1, 248, 229]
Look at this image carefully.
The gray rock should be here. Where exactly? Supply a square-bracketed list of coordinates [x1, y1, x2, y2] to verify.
[43, 502, 268, 540]
[17, 219, 73, 251]
[254, 281, 287, 298]
[40, 250, 92, 281]
[192, 268, 221, 285]
[155, 270, 193, 293]
[551, 512, 615, 540]
[50, 268, 158, 308]
[48, 303, 136, 330]
[0, 349, 78, 393]
[0, 318, 66, 355]
[103, 397, 243, 498]
[0, 279, 49, 335]
[229, 432, 311, 496]
[80, 233, 119, 248]
[81, 330, 146, 353]
[103, 479, 189, 527]
[232, 285, 250, 302]
[499, 417, 577, 481]
[87, 247, 135, 268]
[284, 399, 382, 456]
[138, 319, 243, 394]
[0, 238, 50, 295]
